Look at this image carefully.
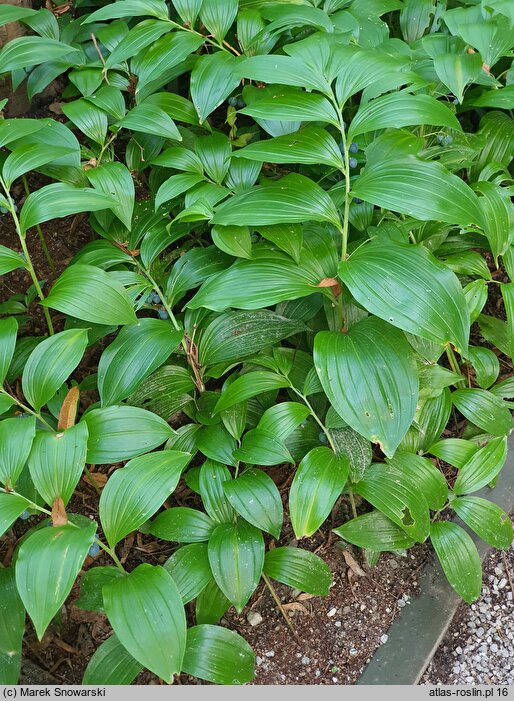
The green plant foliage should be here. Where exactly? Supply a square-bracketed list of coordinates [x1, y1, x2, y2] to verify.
[1, 0, 514, 683]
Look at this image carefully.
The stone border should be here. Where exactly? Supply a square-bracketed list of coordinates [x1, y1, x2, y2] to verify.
[357, 434, 514, 685]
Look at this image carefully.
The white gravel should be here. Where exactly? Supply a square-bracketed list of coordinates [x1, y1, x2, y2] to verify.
[424, 546, 514, 685]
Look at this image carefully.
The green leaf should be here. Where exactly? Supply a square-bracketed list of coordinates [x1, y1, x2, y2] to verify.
[240, 87, 338, 125]
[2, 144, 75, 188]
[199, 0, 238, 42]
[188, 251, 320, 312]
[234, 127, 345, 169]
[87, 163, 135, 231]
[28, 423, 88, 506]
[0, 318, 18, 385]
[19, 184, 116, 236]
[354, 462, 430, 542]
[155, 173, 205, 209]
[453, 437, 507, 495]
[212, 173, 341, 230]
[199, 460, 234, 524]
[351, 158, 484, 229]
[314, 318, 419, 457]
[0, 246, 26, 276]
[197, 424, 237, 466]
[98, 319, 182, 406]
[61, 100, 108, 146]
[195, 579, 232, 625]
[211, 225, 252, 259]
[263, 547, 332, 596]
[214, 372, 289, 413]
[82, 635, 142, 685]
[103, 564, 186, 683]
[83, 405, 173, 464]
[182, 625, 255, 685]
[465, 346, 499, 390]
[289, 446, 349, 538]
[433, 52, 483, 104]
[223, 468, 283, 538]
[0, 36, 75, 72]
[83, 0, 170, 23]
[105, 19, 172, 67]
[348, 92, 461, 140]
[127, 365, 195, 420]
[76, 567, 124, 613]
[233, 429, 294, 467]
[100, 451, 190, 547]
[338, 242, 470, 352]
[208, 520, 264, 612]
[0, 417, 37, 487]
[164, 543, 211, 603]
[152, 146, 204, 174]
[333, 510, 416, 551]
[120, 104, 182, 141]
[172, 0, 203, 25]
[329, 427, 372, 484]
[239, 55, 330, 94]
[452, 497, 513, 550]
[22, 329, 88, 412]
[257, 223, 303, 263]
[471, 86, 514, 109]
[190, 52, 240, 124]
[257, 402, 311, 441]
[386, 452, 448, 511]
[430, 521, 482, 603]
[428, 438, 478, 469]
[0, 567, 25, 684]
[42, 264, 137, 326]
[0, 492, 31, 537]
[16, 522, 96, 639]
[452, 389, 513, 436]
[133, 31, 203, 88]
[150, 507, 216, 542]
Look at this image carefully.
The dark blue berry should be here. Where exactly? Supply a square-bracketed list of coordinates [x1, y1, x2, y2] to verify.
[349, 142, 359, 154]
[318, 432, 328, 443]
[19, 510, 31, 520]
[0, 206, 7, 214]
[236, 99, 246, 109]
[228, 97, 238, 107]
[88, 542, 100, 557]
[338, 142, 344, 154]
[158, 308, 170, 320]
[353, 197, 363, 205]
[442, 135, 453, 146]
[349, 157, 358, 169]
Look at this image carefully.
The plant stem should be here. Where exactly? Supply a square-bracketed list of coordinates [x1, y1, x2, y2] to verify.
[21, 176, 55, 273]
[348, 488, 358, 519]
[445, 345, 466, 388]
[0, 487, 52, 516]
[330, 98, 351, 261]
[84, 465, 102, 496]
[0, 176, 55, 336]
[262, 572, 300, 643]
[96, 540, 126, 573]
[291, 388, 337, 453]
[0, 388, 56, 432]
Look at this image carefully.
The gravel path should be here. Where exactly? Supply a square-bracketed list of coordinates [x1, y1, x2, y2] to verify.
[423, 543, 514, 685]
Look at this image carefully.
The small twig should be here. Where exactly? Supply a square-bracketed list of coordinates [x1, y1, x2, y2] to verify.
[90, 33, 110, 84]
[262, 572, 301, 644]
[502, 552, 514, 594]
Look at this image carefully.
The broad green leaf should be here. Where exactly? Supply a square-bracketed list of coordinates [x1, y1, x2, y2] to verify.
[87, 163, 135, 231]
[100, 451, 190, 547]
[476, 183, 514, 261]
[172, 0, 203, 25]
[241, 86, 336, 126]
[433, 52, 483, 104]
[76, 567, 124, 613]
[400, 0, 434, 42]
[212, 173, 341, 230]
[314, 318, 419, 457]
[329, 427, 372, 483]
[234, 127, 344, 169]
[257, 402, 311, 441]
[0, 246, 26, 276]
[127, 365, 195, 420]
[233, 427, 293, 466]
[386, 452, 448, 511]
[133, 31, 203, 88]
[354, 462, 430, 542]
[428, 438, 478, 469]
[195, 579, 232, 625]
[211, 225, 252, 259]
[83, 0, 170, 23]
[452, 389, 512, 436]
[164, 543, 211, 603]
[257, 223, 303, 263]
[98, 319, 182, 406]
[119, 104, 182, 141]
[214, 372, 289, 413]
[333, 510, 416, 551]
[453, 437, 507, 495]
[199, 460, 234, 524]
[104, 564, 186, 684]
[0, 36, 75, 72]
[197, 424, 237, 466]
[0, 417, 37, 487]
[22, 329, 88, 412]
[182, 625, 255, 685]
[188, 251, 320, 312]
[263, 546, 332, 596]
[351, 158, 484, 229]
[19, 184, 116, 236]
[28, 423, 88, 506]
[238, 55, 330, 94]
[471, 86, 514, 109]
[150, 507, 216, 542]
[2, 144, 74, 188]
[430, 521, 482, 603]
[105, 19, 172, 67]
[83, 405, 173, 464]
[289, 446, 349, 538]
[16, 523, 96, 639]
[502, 282, 514, 359]
[0, 4, 37, 25]
[223, 468, 283, 538]
[200, 0, 238, 41]
[152, 146, 204, 174]
[155, 173, 205, 209]
[452, 497, 513, 550]
[190, 52, 240, 124]
[42, 264, 137, 326]
[348, 92, 461, 140]
[208, 520, 264, 612]
[82, 635, 142, 685]
[465, 346, 499, 390]
[0, 568, 25, 684]
[0, 318, 18, 385]
[0, 492, 31, 537]
[61, 100, 108, 146]
[338, 242, 470, 352]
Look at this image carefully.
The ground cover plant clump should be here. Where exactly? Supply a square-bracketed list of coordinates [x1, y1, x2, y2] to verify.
[1, 0, 514, 686]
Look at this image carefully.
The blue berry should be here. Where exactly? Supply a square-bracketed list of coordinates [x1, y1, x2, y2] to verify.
[228, 97, 238, 107]
[338, 142, 344, 154]
[236, 99, 246, 109]
[349, 142, 359, 154]
[318, 432, 328, 443]
[158, 308, 170, 320]
[19, 510, 31, 520]
[0, 206, 7, 214]
[353, 197, 363, 205]
[349, 157, 358, 169]
[442, 135, 453, 146]
[88, 541, 100, 557]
